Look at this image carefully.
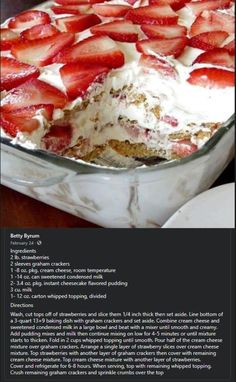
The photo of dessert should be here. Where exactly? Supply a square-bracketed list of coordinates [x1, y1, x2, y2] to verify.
[0, 0, 235, 228]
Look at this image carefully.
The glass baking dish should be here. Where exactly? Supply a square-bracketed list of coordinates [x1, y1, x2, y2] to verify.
[1, 115, 234, 228]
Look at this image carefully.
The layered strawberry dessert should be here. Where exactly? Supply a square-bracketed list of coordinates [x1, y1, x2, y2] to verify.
[0, 0, 235, 162]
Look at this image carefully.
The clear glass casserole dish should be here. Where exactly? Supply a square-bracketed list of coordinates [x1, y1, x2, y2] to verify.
[1, 115, 234, 228]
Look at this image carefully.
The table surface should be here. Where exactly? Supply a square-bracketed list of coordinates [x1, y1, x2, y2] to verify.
[0, 0, 234, 228]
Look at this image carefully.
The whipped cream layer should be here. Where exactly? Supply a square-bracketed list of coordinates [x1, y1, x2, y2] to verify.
[1, 0, 235, 158]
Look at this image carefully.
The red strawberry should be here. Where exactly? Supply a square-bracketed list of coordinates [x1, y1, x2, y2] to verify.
[56, 14, 101, 33]
[223, 39, 235, 55]
[125, 5, 179, 25]
[56, 0, 90, 4]
[189, 31, 229, 51]
[1, 79, 68, 112]
[124, 0, 139, 4]
[1, 104, 54, 137]
[0, 57, 40, 91]
[11, 32, 75, 67]
[0, 28, 20, 50]
[149, 0, 190, 12]
[136, 36, 188, 58]
[171, 140, 198, 158]
[186, 0, 231, 17]
[56, 0, 103, 4]
[92, 4, 131, 17]
[21, 24, 60, 40]
[51, 5, 90, 15]
[187, 68, 235, 88]
[190, 10, 235, 37]
[42, 125, 72, 153]
[8, 10, 51, 30]
[193, 48, 234, 69]
[53, 35, 125, 68]
[161, 115, 179, 126]
[90, 20, 139, 43]
[139, 54, 177, 78]
[141, 24, 187, 39]
[60, 63, 110, 99]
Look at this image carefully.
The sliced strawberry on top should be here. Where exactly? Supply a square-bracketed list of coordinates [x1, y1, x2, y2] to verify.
[223, 39, 235, 55]
[42, 125, 72, 154]
[56, 0, 103, 4]
[90, 20, 139, 43]
[171, 139, 198, 158]
[187, 67, 235, 88]
[185, 0, 231, 17]
[189, 31, 229, 51]
[92, 4, 131, 17]
[1, 104, 54, 138]
[51, 5, 91, 15]
[8, 10, 51, 30]
[190, 10, 235, 37]
[56, 14, 101, 33]
[11, 32, 75, 67]
[60, 63, 110, 99]
[149, 0, 190, 12]
[1, 79, 68, 112]
[136, 36, 188, 58]
[53, 35, 125, 69]
[0, 28, 20, 50]
[0, 57, 40, 91]
[125, 5, 179, 25]
[141, 24, 187, 39]
[139, 54, 177, 78]
[21, 24, 60, 40]
[193, 48, 234, 69]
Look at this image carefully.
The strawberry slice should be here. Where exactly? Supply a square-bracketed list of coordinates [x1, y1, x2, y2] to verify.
[56, 0, 103, 4]
[161, 115, 179, 127]
[60, 63, 110, 99]
[223, 39, 235, 55]
[90, 20, 139, 43]
[125, 5, 179, 25]
[190, 10, 235, 37]
[42, 125, 72, 153]
[193, 48, 234, 69]
[185, 0, 231, 17]
[171, 140, 198, 158]
[189, 31, 229, 51]
[21, 24, 60, 40]
[1, 79, 68, 112]
[149, 0, 190, 12]
[51, 5, 91, 15]
[1, 104, 54, 138]
[9, 10, 51, 30]
[56, 14, 101, 33]
[11, 32, 75, 67]
[53, 35, 125, 68]
[1, 57, 40, 91]
[139, 54, 177, 78]
[0, 28, 20, 50]
[141, 24, 187, 39]
[92, 4, 131, 17]
[136, 36, 188, 58]
[187, 67, 235, 88]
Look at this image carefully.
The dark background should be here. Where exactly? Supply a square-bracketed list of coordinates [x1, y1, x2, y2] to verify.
[0, 0, 234, 228]
[1, 229, 235, 382]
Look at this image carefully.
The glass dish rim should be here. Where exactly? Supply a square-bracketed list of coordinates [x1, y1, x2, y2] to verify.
[1, 114, 234, 175]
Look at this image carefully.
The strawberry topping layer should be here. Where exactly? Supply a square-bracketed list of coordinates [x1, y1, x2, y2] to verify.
[0, 0, 235, 160]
